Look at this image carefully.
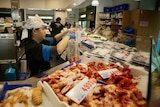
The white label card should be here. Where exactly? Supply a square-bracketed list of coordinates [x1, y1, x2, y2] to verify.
[66, 78, 96, 104]
[98, 68, 122, 79]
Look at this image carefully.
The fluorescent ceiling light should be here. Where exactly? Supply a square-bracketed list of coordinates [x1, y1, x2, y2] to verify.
[28, 16, 53, 19]
[67, 8, 72, 11]
[80, 14, 86, 18]
[92, 0, 99, 6]
[40, 16, 53, 19]
[73, 3, 77, 6]
[27, 8, 52, 11]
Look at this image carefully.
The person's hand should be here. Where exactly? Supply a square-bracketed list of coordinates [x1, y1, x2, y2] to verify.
[65, 32, 76, 40]
[69, 33, 76, 39]
[63, 28, 76, 35]
[69, 55, 80, 63]
[111, 31, 115, 35]
[68, 28, 76, 33]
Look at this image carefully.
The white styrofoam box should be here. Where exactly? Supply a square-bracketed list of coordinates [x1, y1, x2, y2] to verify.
[0, 84, 53, 107]
[129, 65, 149, 98]
[37, 56, 149, 107]
[43, 81, 69, 107]
[38, 81, 70, 107]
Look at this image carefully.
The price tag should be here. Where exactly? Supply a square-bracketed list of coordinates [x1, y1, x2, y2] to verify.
[98, 68, 122, 79]
[66, 78, 96, 104]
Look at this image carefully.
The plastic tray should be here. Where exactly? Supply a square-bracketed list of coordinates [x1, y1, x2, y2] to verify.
[0, 82, 53, 107]
[131, 52, 150, 67]
[0, 82, 32, 101]
[81, 41, 94, 49]
[88, 34, 107, 43]
[39, 81, 69, 107]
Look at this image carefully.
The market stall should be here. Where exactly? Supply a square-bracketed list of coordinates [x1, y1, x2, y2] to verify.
[79, 33, 150, 69]
[0, 55, 148, 107]
[0, 32, 157, 107]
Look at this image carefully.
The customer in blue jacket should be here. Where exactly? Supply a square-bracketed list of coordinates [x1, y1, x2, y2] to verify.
[21, 15, 75, 77]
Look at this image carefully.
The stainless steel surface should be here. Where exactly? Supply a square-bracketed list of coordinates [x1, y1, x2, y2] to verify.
[0, 33, 16, 60]
[0, 59, 16, 64]
[0, 61, 69, 87]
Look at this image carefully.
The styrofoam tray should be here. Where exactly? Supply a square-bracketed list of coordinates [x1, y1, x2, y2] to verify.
[88, 34, 107, 43]
[111, 50, 133, 62]
[129, 65, 148, 98]
[131, 51, 150, 66]
[0, 83, 53, 107]
[38, 81, 69, 107]
[38, 56, 148, 107]
[37, 56, 104, 107]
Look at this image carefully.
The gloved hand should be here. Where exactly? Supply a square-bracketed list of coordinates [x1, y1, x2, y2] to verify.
[69, 33, 76, 39]
[68, 28, 76, 33]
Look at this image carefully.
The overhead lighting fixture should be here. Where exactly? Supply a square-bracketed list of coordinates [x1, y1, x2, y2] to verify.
[73, 3, 77, 6]
[92, 0, 99, 6]
[67, 8, 72, 12]
[28, 16, 53, 20]
[80, 14, 86, 18]
[27, 8, 52, 11]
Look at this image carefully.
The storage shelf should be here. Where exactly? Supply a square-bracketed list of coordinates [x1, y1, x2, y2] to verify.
[98, 11, 124, 26]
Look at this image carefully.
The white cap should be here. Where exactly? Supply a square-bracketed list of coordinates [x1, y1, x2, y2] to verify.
[21, 14, 45, 40]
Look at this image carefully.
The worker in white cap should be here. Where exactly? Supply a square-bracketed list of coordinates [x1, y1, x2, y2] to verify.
[21, 14, 76, 76]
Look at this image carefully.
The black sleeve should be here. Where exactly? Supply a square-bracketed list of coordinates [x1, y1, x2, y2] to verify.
[50, 22, 54, 27]
[25, 43, 44, 62]
[50, 46, 58, 56]
[52, 36, 59, 46]
[51, 22, 56, 29]
[40, 39, 50, 45]
[60, 24, 64, 30]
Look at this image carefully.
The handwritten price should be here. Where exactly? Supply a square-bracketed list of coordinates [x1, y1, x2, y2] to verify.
[82, 81, 94, 91]
[110, 69, 122, 76]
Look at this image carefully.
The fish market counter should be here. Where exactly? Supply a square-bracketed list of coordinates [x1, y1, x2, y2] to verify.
[0, 56, 159, 107]
[0, 33, 158, 107]
[0, 36, 158, 107]
[0, 61, 69, 87]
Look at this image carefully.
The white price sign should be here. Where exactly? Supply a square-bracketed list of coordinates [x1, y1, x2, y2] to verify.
[66, 78, 96, 104]
[98, 68, 122, 79]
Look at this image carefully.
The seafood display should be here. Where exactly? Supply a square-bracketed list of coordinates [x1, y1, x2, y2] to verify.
[0, 86, 42, 107]
[40, 61, 147, 107]
[32, 86, 43, 106]
[0, 86, 52, 107]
